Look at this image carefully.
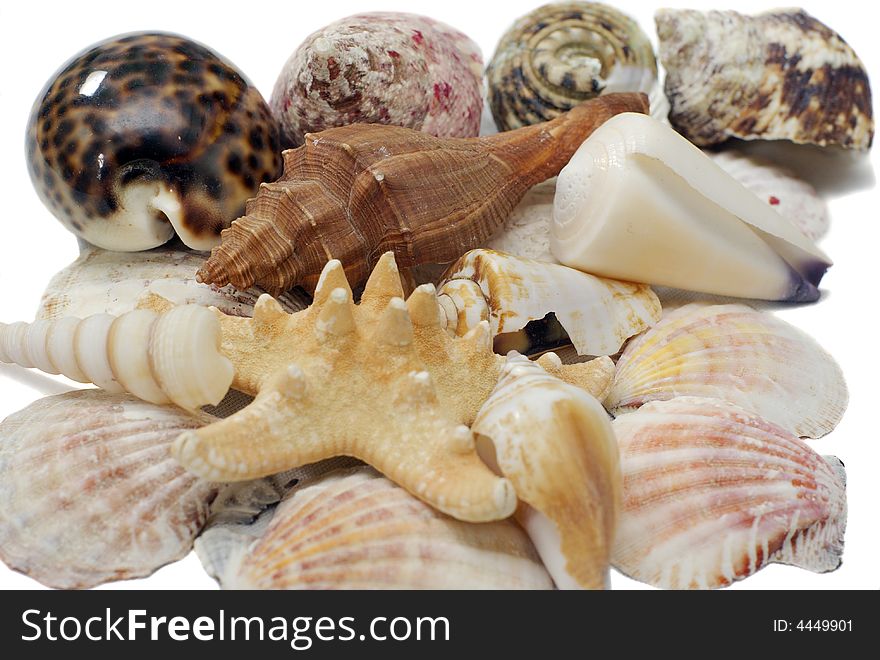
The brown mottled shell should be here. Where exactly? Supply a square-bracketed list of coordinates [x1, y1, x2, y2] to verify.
[198, 93, 649, 295]
[26, 32, 282, 251]
[271, 12, 484, 147]
[657, 9, 873, 150]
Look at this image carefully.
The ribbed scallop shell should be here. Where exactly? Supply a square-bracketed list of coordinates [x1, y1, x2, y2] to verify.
[36, 246, 310, 321]
[196, 467, 554, 589]
[606, 304, 847, 438]
[612, 397, 847, 589]
[657, 9, 873, 149]
[487, 2, 667, 131]
[709, 151, 830, 241]
[0, 390, 218, 589]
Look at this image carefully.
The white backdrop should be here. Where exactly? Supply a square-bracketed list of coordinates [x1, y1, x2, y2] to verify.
[0, 0, 876, 590]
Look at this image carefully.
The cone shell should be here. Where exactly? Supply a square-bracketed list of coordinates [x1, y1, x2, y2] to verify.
[270, 12, 484, 147]
[488, 179, 558, 263]
[0, 390, 219, 589]
[472, 355, 620, 589]
[438, 249, 660, 356]
[487, 2, 668, 131]
[196, 467, 554, 589]
[612, 397, 847, 589]
[37, 246, 310, 321]
[657, 9, 873, 150]
[606, 304, 848, 438]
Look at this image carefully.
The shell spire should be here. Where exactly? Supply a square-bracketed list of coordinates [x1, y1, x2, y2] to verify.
[197, 93, 648, 296]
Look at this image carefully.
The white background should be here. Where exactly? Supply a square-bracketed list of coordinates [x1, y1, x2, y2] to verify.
[0, 0, 876, 590]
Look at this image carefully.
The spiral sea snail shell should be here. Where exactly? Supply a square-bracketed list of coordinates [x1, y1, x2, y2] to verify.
[26, 32, 282, 252]
[487, 2, 667, 131]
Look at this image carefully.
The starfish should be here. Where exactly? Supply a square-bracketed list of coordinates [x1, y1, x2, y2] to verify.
[170, 253, 614, 522]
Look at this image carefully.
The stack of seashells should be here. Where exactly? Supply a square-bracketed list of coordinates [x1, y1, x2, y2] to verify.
[0, 2, 872, 590]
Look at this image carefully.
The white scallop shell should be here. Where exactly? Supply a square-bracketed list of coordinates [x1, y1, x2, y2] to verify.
[606, 303, 847, 438]
[612, 397, 846, 589]
[196, 467, 554, 589]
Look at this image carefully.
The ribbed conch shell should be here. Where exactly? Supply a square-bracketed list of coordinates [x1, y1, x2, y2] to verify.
[197, 93, 649, 296]
[172, 253, 615, 522]
[37, 246, 310, 321]
[196, 467, 555, 589]
[270, 12, 484, 147]
[472, 355, 620, 589]
[487, 2, 668, 131]
[437, 249, 660, 356]
[0, 304, 233, 411]
[551, 113, 832, 302]
[657, 8, 873, 150]
[612, 397, 847, 589]
[0, 390, 219, 589]
[606, 304, 847, 439]
[709, 151, 830, 241]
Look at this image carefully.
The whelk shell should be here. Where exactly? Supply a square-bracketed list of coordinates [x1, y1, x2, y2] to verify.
[657, 9, 873, 150]
[196, 467, 554, 590]
[612, 397, 847, 589]
[487, 2, 668, 131]
[551, 113, 832, 302]
[37, 246, 310, 321]
[437, 249, 660, 356]
[472, 355, 620, 589]
[196, 93, 649, 296]
[0, 390, 218, 589]
[606, 303, 848, 439]
[271, 12, 484, 147]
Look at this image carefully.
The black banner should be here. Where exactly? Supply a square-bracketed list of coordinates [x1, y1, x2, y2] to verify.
[0, 590, 874, 656]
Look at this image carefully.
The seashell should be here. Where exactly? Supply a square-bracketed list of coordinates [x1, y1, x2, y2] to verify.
[172, 253, 614, 522]
[26, 32, 282, 252]
[709, 151, 830, 241]
[605, 303, 847, 439]
[270, 12, 484, 147]
[437, 249, 660, 356]
[37, 246, 310, 321]
[612, 397, 847, 589]
[197, 93, 649, 296]
[487, 2, 668, 131]
[472, 355, 620, 589]
[657, 9, 873, 150]
[196, 467, 555, 589]
[551, 113, 832, 302]
[487, 179, 558, 263]
[0, 304, 233, 411]
[0, 390, 220, 589]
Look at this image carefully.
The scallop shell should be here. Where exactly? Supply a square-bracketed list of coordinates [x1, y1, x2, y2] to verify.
[0, 390, 219, 589]
[270, 12, 484, 147]
[37, 246, 310, 321]
[657, 9, 873, 150]
[472, 354, 620, 589]
[196, 467, 554, 589]
[612, 397, 847, 589]
[606, 303, 848, 439]
[26, 32, 282, 251]
[487, 2, 668, 131]
[709, 151, 830, 241]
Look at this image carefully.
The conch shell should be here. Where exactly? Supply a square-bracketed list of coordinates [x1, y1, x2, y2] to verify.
[472, 355, 620, 589]
[437, 249, 660, 356]
[171, 253, 614, 522]
[551, 113, 832, 302]
[487, 1, 669, 131]
[657, 8, 873, 150]
[0, 305, 233, 410]
[270, 12, 484, 146]
[197, 93, 649, 296]
[612, 397, 847, 589]
[196, 467, 555, 589]
[606, 303, 848, 439]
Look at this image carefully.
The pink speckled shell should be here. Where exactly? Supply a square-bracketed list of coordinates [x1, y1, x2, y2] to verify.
[270, 12, 484, 146]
